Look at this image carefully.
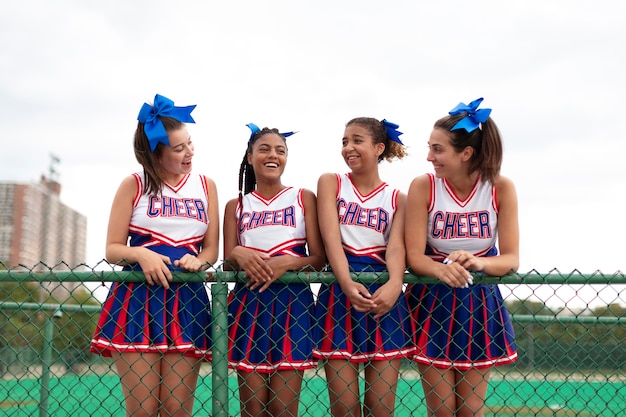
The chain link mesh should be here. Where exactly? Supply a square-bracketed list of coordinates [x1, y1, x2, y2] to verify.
[0, 263, 624, 416]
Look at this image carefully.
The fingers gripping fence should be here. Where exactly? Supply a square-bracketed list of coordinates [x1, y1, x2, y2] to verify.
[0, 263, 625, 416]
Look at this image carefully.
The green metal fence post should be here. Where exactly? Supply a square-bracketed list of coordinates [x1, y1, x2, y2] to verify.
[39, 307, 62, 417]
[211, 282, 229, 417]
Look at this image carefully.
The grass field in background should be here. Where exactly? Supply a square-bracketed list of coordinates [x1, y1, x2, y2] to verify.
[1, 373, 624, 416]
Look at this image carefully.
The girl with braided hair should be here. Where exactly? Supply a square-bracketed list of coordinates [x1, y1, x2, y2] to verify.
[223, 124, 325, 417]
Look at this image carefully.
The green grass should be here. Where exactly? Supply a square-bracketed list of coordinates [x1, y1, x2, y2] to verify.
[1, 373, 624, 416]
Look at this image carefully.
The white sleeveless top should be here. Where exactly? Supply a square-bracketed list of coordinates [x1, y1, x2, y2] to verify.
[426, 173, 498, 260]
[129, 172, 210, 255]
[236, 186, 307, 257]
[336, 173, 399, 267]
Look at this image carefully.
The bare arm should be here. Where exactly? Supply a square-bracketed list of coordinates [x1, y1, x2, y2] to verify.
[301, 188, 326, 271]
[259, 188, 326, 292]
[405, 175, 471, 288]
[371, 191, 406, 317]
[317, 173, 375, 311]
[222, 197, 272, 280]
[266, 189, 326, 273]
[105, 175, 174, 288]
[450, 176, 520, 276]
[175, 176, 220, 271]
[199, 176, 221, 265]
[222, 198, 241, 271]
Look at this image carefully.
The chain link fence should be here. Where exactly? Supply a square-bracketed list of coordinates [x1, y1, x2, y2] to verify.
[0, 262, 624, 416]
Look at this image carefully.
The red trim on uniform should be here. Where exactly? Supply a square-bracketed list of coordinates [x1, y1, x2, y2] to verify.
[492, 185, 499, 213]
[165, 173, 190, 193]
[334, 174, 341, 199]
[427, 174, 436, 213]
[245, 301, 261, 362]
[132, 173, 142, 208]
[169, 292, 183, 345]
[115, 283, 134, 345]
[128, 224, 205, 248]
[445, 292, 457, 358]
[443, 175, 481, 208]
[200, 175, 210, 201]
[345, 173, 388, 203]
[250, 186, 293, 206]
[282, 295, 294, 360]
[497, 299, 517, 359]
[467, 295, 475, 359]
[391, 189, 399, 211]
[296, 188, 305, 214]
[228, 291, 247, 363]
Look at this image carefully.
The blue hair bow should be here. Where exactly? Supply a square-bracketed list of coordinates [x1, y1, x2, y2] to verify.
[449, 97, 492, 133]
[246, 123, 296, 142]
[137, 94, 196, 152]
[381, 119, 404, 145]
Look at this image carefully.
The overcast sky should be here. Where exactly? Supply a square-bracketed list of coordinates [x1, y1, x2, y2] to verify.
[1, 1, 624, 306]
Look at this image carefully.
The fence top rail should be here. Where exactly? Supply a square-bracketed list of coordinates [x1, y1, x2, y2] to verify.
[0, 268, 625, 284]
[0, 300, 101, 314]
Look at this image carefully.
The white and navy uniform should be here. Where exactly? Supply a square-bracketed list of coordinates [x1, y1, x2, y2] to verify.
[228, 187, 317, 373]
[406, 173, 517, 369]
[313, 173, 415, 362]
[90, 172, 212, 360]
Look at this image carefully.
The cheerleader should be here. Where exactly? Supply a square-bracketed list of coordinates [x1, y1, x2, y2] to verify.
[314, 117, 415, 417]
[405, 98, 519, 416]
[90, 94, 219, 417]
[223, 124, 325, 417]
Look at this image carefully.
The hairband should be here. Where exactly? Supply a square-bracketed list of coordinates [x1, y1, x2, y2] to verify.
[448, 97, 492, 133]
[246, 123, 296, 143]
[137, 94, 196, 152]
[381, 119, 404, 145]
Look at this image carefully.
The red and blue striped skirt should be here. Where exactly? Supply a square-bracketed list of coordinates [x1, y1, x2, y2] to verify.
[90, 281, 212, 360]
[313, 282, 416, 362]
[406, 283, 517, 369]
[228, 282, 317, 373]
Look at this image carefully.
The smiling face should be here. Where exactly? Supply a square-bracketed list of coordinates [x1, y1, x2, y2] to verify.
[159, 126, 194, 179]
[247, 132, 287, 182]
[427, 127, 472, 178]
[342, 124, 384, 173]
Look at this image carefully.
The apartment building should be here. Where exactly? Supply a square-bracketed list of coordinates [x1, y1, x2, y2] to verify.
[0, 177, 87, 296]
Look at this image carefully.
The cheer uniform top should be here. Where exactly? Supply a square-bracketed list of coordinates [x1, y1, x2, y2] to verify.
[228, 187, 317, 373]
[406, 173, 517, 369]
[90, 172, 212, 360]
[313, 173, 415, 362]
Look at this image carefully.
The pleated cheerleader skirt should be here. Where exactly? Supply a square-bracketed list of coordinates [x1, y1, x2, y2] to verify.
[90, 281, 212, 360]
[313, 282, 416, 362]
[228, 282, 317, 373]
[406, 282, 517, 369]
